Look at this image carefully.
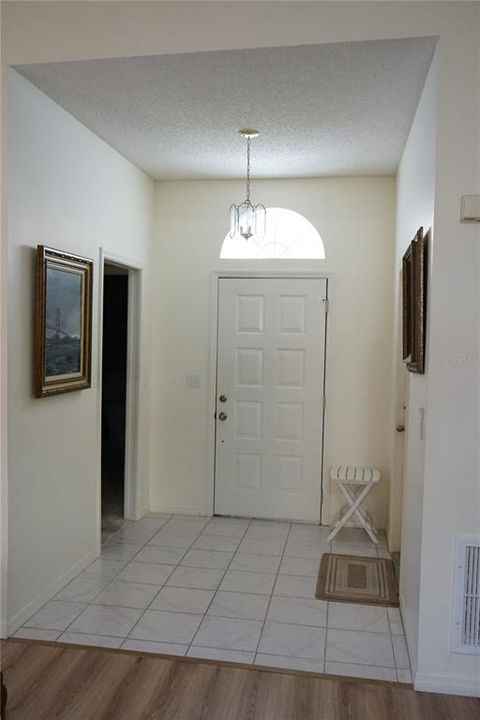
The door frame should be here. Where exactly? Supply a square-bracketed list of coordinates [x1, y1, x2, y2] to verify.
[207, 270, 333, 525]
[98, 249, 143, 545]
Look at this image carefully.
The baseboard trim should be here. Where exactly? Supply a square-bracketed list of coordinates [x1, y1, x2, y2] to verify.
[7, 548, 99, 636]
[414, 672, 480, 698]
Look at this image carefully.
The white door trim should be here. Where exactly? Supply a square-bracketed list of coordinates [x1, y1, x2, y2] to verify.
[98, 250, 143, 547]
[207, 269, 333, 524]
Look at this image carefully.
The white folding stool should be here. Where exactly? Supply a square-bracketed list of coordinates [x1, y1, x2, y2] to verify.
[327, 465, 380, 544]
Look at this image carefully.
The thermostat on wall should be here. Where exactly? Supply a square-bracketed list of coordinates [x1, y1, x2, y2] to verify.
[460, 195, 480, 223]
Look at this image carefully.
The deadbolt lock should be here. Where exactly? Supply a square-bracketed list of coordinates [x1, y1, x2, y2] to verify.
[218, 412, 228, 421]
[219, 395, 227, 403]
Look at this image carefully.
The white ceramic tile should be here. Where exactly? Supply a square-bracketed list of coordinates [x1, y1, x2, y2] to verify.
[166, 566, 224, 590]
[279, 556, 320, 577]
[326, 629, 395, 667]
[203, 519, 249, 538]
[208, 591, 270, 621]
[284, 540, 331, 560]
[94, 580, 160, 609]
[219, 571, 276, 595]
[55, 575, 107, 603]
[273, 575, 316, 599]
[25, 601, 86, 631]
[150, 587, 215, 614]
[148, 530, 199, 548]
[57, 632, 123, 649]
[82, 559, 127, 579]
[325, 661, 396, 682]
[387, 607, 404, 636]
[101, 543, 142, 562]
[237, 537, 286, 556]
[392, 635, 410, 669]
[68, 604, 142, 637]
[142, 514, 172, 527]
[267, 596, 327, 627]
[188, 646, 255, 664]
[193, 534, 241, 553]
[129, 610, 202, 644]
[255, 654, 324, 673]
[166, 516, 210, 530]
[397, 668, 413, 683]
[194, 616, 262, 652]
[116, 561, 173, 586]
[258, 621, 326, 660]
[289, 525, 331, 543]
[245, 521, 290, 539]
[332, 528, 378, 547]
[109, 525, 158, 544]
[13, 627, 60, 641]
[135, 545, 187, 565]
[121, 638, 187, 656]
[330, 544, 377, 557]
[181, 548, 233, 570]
[230, 553, 281, 573]
[328, 603, 389, 634]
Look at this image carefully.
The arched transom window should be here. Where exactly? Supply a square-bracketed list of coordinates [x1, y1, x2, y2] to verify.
[220, 207, 325, 260]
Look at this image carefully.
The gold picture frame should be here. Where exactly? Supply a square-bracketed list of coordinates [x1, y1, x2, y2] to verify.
[34, 246, 93, 397]
[402, 227, 428, 374]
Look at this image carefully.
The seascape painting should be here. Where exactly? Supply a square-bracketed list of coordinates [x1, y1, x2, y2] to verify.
[35, 246, 93, 397]
[45, 267, 83, 378]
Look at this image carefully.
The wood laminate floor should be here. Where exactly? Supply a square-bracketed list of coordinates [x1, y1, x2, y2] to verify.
[1, 639, 479, 720]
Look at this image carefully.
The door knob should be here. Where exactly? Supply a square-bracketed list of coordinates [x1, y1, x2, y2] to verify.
[218, 412, 228, 421]
[219, 395, 227, 403]
[396, 424, 405, 433]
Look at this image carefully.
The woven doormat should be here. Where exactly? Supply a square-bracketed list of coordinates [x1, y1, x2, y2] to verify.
[316, 553, 399, 607]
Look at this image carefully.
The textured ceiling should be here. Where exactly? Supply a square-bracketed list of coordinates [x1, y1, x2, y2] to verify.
[16, 38, 437, 179]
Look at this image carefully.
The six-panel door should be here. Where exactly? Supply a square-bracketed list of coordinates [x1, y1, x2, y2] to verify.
[215, 277, 327, 521]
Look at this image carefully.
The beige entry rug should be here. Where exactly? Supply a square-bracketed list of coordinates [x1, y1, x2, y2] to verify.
[316, 553, 399, 607]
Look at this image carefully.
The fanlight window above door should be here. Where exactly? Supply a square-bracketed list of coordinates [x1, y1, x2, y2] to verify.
[220, 207, 326, 259]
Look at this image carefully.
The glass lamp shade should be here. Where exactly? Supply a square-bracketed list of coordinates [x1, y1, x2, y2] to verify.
[229, 201, 266, 240]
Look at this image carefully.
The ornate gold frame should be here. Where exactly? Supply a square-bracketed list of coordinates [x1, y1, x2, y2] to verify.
[34, 246, 93, 397]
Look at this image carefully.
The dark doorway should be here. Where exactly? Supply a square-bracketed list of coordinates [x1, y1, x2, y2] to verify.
[101, 264, 129, 541]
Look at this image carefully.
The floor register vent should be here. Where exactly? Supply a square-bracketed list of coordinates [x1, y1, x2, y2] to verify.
[452, 535, 480, 654]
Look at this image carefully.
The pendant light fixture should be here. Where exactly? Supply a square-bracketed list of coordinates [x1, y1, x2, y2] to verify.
[229, 129, 266, 241]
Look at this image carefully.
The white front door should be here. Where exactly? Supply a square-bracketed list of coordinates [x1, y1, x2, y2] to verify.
[214, 277, 327, 522]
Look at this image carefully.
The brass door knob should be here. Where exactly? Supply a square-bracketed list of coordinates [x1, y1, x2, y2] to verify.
[218, 412, 228, 421]
[219, 395, 227, 403]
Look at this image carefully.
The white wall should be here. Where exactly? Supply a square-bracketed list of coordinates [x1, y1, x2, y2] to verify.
[0, 2, 9, 637]
[151, 177, 395, 527]
[415, 17, 480, 695]
[7, 71, 155, 631]
[395, 9, 480, 695]
[394, 54, 438, 674]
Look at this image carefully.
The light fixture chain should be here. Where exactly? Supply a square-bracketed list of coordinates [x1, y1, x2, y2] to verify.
[246, 136, 251, 203]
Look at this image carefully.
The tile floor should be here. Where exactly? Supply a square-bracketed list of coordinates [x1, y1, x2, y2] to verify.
[14, 515, 412, 683]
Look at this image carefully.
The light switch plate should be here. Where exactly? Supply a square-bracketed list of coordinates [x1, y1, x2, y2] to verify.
[186, 374, 201, 389]
[460, 195, 480, 222]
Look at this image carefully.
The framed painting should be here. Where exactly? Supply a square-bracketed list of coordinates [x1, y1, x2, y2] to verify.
[34, 246, 93, 397]
[402, 241, 415, 363]
[402, 227, 428, 374]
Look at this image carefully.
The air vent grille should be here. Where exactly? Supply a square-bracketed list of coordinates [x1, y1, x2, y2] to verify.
[453, 535, 480, 654]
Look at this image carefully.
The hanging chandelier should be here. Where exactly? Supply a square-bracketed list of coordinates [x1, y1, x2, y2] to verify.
[229, 129, 266, 241]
